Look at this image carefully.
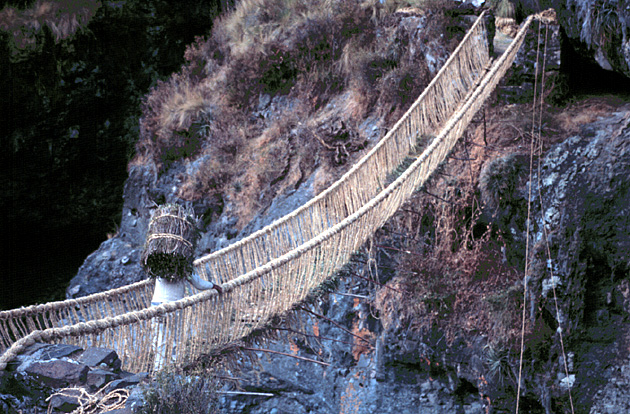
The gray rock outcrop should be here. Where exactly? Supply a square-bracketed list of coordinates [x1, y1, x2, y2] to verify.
[526, 104, 630, 412]
[0, 343, 147, 413]
[531, 0, 630, 78]
[558, 0, 629, 77]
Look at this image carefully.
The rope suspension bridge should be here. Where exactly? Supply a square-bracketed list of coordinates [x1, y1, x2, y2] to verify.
[0, 11, 556, 375]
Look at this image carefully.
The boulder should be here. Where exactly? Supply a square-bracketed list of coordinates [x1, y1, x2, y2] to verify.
[555, 0, 629, 78]
[47, 388, 82, 413]
[77, 347, 121, 371]
[86, 369, 117, 391]
[1, 343, 149, 413]
[24, 360, 89, 389]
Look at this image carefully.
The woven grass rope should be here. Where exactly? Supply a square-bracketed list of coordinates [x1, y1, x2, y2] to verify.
[46, 385, 129, 414]
[0, 12, 545, 373]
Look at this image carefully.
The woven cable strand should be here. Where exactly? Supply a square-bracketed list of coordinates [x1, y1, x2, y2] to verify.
[0, 280, 152, 321]
[1, 13, 534, 372]
[145, 233, 194, 248]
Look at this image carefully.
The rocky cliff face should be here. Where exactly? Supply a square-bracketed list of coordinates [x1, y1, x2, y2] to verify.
[528, 104, 630, 413]
[212, 103, 630, 414]
[6, 2, 630, 414]
[534, 0, 630, 78]
[558, 0, 629, 77]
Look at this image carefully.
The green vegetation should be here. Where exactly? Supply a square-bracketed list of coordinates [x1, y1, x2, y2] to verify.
[483, 342, 516, 387]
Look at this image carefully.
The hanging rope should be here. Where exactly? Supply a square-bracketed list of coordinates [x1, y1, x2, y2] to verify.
[515, 18, 542, 413]
[46, 385, 129, 414]
[534, 22, 576, 414]
[0, 12, 554, 375]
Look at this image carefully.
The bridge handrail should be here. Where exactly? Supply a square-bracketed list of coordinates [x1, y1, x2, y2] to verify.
[0, 12, 541, 374]
[0, 11, 489, 352]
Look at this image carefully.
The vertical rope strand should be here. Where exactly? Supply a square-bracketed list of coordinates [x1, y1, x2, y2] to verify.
[516, 19, 542, 414]
[534, 23, 576, 414]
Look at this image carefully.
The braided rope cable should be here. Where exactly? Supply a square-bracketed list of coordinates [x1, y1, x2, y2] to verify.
[0, 12, 489, 357]
[46, 385, 129, 414]
[0, 280, 153, 353]
[0, 13, 542, 373]
[0, 13, 489, 354]
[155, 213, 192, 222]
[0, 280, 152, 321]
[145, 233, 194, 247]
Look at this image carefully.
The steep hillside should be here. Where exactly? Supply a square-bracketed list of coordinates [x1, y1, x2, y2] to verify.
[66, 0, 472, 297]
[3, 0, 630, 413]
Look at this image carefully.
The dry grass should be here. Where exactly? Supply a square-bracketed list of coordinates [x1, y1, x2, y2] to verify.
[378, 174, 524, 346]
[553, 96, 625, 134]
[0, 0, 99, 51]
[375, 103, 535, 348]
[496, 17, 519, 37]
[374, 93, 630, 354]
[135, 0, 455, 231]
[142, 204, 198, 281]
[139, 368, 219, 414]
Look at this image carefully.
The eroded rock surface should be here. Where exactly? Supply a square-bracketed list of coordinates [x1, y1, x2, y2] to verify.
[521, 0, 630, 78]
[0, 343, 147, 414]
[526, 104, 630, 412]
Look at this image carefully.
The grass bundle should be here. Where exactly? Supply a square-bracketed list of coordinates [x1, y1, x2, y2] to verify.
[142, 204, 199, 281]
[495, 0, 516, 19]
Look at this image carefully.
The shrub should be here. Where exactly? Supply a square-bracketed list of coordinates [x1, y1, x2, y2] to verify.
[379, 136, 524, 345]
[483, 343, 516, 387]
[138, 71, 213, 167]
[138, 369, 219, 414]
[479, 153, 526, 211]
